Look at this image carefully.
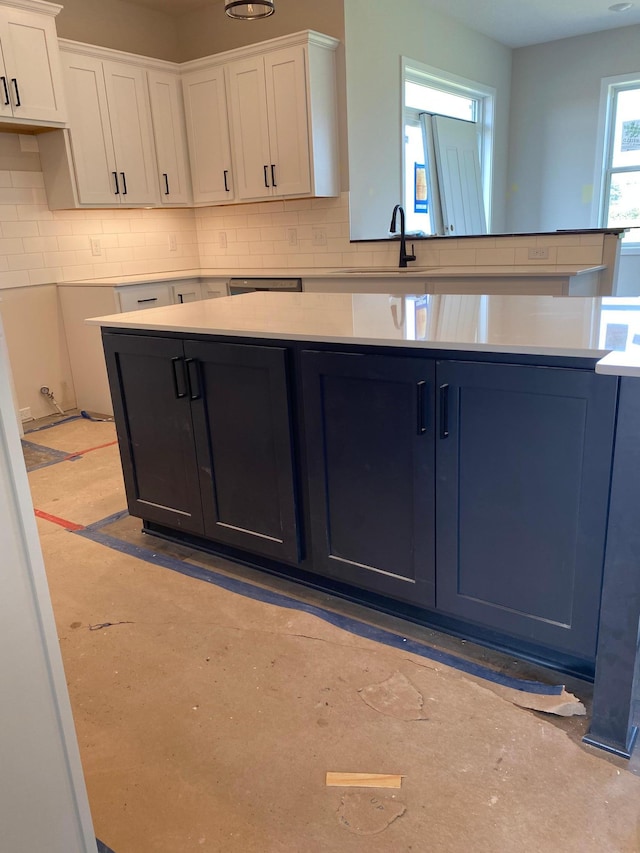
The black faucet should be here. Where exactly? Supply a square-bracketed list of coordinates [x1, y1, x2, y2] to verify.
[390, 204, 416, 268]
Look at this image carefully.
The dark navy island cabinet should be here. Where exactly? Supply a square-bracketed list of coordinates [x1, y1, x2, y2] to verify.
[103, 330, 619, 672]
[301, 350, 436, 608]
[435, 360, 618, 660]
[103, 333, 300, 564]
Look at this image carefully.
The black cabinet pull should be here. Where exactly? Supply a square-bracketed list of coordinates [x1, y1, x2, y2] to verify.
[163, 173, 170, 195]
[263, 165, 269, 188]
[439, 384, 450, 439]
[112, 171, 120, 194]
[120, 172, 128, 195]
[171, 357, 187, 399]
[417, 381, 428, 434]
[185, 358, 201, 400]
[136, 297, 157, 303]
[0, 77, 9, 105]
[223, 169, 229, 192]
[11, 78, 20, 107]
[270, 164, 277, 187]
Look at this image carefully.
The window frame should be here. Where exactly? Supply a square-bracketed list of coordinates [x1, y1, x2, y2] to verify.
[593, 72, 640, 254]
[401, 58, 496, 232]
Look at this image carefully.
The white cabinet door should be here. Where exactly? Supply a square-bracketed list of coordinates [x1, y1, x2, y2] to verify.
[103, 60, 159, 206]
[264, 46, 310, 197]
[227, 55, 272, 200]
[147, 69, 192, 206]
[0, 6, 66, 124]
[172, 280, 202, 303]
[61, 52, 118, 205]
[182, 65, 234, 204]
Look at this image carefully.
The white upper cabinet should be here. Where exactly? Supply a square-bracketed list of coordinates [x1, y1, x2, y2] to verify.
[228, 46, 311, 201]
[147, 69, 192, 206]
[182, 65, 234, 205]
[40, 45, 160, 208]
[183, 31, 340, 206]
[0, 0, 66, 126]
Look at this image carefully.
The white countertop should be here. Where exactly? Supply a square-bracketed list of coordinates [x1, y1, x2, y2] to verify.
[59, 264, 604, 287]
[88, 291, 640, 376]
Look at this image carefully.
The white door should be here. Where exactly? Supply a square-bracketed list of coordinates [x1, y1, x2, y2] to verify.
[0, 8, 66, 123]
[147, 70, 192, 206]
[182, 65, 234, 204]
[432, 114, 486, 236]
[227, 56, 272, 200]
[264, 46, 311, 197]
[61, 52, 119, 206]
[103, 60, 159, 206]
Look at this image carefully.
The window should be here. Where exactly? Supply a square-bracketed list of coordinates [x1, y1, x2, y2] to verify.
[597, 75, 640, 249]
[402, 59, 494, 235]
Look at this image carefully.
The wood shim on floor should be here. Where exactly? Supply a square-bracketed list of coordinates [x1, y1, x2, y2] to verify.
[326, 772, 403, 788]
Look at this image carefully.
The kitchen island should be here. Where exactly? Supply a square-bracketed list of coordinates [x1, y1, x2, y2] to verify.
[90, 292, 640, 761]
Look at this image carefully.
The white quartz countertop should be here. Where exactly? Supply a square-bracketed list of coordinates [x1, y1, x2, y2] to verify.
[87, 291, 640, 376]
[59, 264, 604, 287]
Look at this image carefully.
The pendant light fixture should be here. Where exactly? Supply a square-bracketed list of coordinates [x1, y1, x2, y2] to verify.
[225, 0, 275, 19]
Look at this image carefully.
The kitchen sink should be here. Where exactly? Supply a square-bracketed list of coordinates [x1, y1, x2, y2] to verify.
[337, 266, 435, 274]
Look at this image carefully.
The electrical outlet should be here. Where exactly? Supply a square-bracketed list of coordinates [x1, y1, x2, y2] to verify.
[287, 227, 298, 247]
[90, 238, 101, 256]
[219, 231, 228, 249]
[19, 407, 32, 422]
[168, 233, 178, 252]
[528, 247, 549, 260]
[312, 227, 327, 247]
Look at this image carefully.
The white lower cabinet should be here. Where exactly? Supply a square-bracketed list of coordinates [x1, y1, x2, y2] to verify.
[60, 279, 230, 415]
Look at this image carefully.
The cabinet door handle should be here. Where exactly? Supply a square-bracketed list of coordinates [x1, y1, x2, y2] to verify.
[120, 172, 128, 195]
[112, 171, 120, 194]
[0, 77, 9, 106]
[439, 384, 450, 439]
[171, 356, 188, 399]
[417, 381, 428, 434]
[136, 297, 157, 303]
[270, 164, 277, 188]
[185, 358, 201, 400]
[163, 173, 170, 195]
[223, 169, 229, 192]
[263, 165, 270, 188]
[11, 78, 20, 107]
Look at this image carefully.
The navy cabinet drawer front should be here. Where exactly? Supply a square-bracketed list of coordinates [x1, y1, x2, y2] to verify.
[302, 350, 436, 608]
[186, 340, 300, 565]
[103, 333, 205, 535]
[435, 360, 617, 659]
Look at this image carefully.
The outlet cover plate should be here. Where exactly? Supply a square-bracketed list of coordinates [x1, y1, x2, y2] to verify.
[528, 247, 549, 260]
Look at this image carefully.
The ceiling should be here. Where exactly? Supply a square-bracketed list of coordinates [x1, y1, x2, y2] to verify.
[124, 0, 640, 47]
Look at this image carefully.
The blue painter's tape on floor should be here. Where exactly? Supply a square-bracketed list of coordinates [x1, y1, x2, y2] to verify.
[77, 511, 565, 697]
[23, 414, 82, 433]
[20, 439, 69, 472]
[97, 839, 116, 853]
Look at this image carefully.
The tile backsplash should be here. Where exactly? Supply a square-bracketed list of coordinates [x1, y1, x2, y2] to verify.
[0, 133, 612, 289]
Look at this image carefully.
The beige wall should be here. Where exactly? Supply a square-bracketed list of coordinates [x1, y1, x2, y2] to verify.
[175, 0, 344, 60]
[48, 0, 181, 61]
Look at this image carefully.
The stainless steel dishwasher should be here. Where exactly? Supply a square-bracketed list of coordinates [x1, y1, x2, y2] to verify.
[228, 277, 302, 295]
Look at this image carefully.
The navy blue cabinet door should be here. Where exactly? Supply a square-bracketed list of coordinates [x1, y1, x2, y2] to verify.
[301, 351, 436, 608]
[436, 360, 618, 660]
[103, 333, 204, 534]
[186, 340, 300, 564]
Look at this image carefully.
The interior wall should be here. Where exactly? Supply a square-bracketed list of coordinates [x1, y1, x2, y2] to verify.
[47, 0, 181, 61]
[175, 0, 344, 59]
[344, 0, 512, 239]
[506, 23, 640, 233]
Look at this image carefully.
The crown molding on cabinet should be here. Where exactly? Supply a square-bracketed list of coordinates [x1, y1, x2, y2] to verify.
[1, 0, 62, 16]
[58, 38, 180, 73]
[179, 29, 340, 73]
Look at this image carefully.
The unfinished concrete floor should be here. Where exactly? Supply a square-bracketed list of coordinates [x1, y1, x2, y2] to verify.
[24, 415, 640, 853]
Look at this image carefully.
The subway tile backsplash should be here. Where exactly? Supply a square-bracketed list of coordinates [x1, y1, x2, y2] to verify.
[0, 133, 610, 287]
